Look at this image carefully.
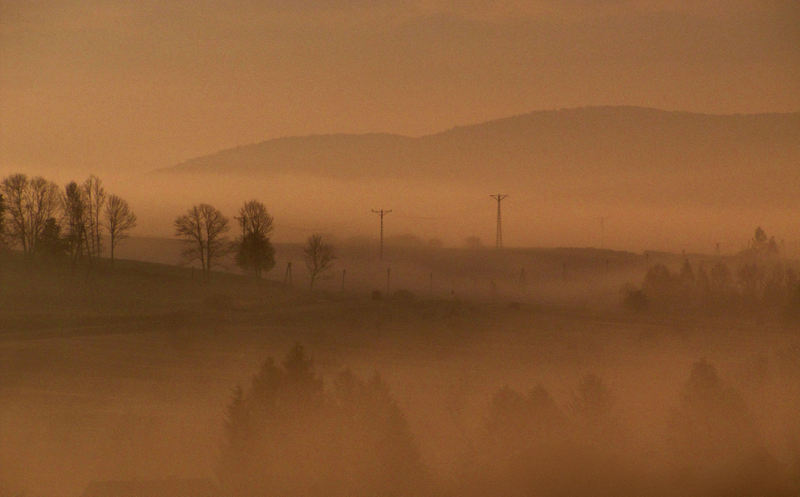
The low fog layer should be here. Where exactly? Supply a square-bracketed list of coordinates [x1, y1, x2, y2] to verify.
[2, 2, 798, 495]
[7, 107, 799, 253]
[2, 230, 800, 496]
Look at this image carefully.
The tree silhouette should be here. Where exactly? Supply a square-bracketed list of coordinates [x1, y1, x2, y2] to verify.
[329, 370, 424, 496]
[219, 344, 424, 497]
[0, 174, 60, 255]
[0, 193, 5, 246]
[219, 385, 252, 497]
[1, 174, 30, 252]
[235, 233, 275, 277]
[104, 194, 137, 264]
[174, 204, 230, 279]
[219, 346, 324, 496]
[82, 175, 106, 258]
[669, 359, 759, 463]
[282, 343, 320, 390]
[486, 384, 564, 446]
[62, 181, 90, 264]
[303, 234, 335, 290]
[754, 226, 767, 246]
[665, 359, 795, 495]
[235, 200, 274, 239]
[36, 217, 67, 259]
[750, 226, 779, 257]
[234, 200, 275, 277]
[463, 383, 569, 497]
[621, 284, 649, 312]
[570, 373, 613, 427]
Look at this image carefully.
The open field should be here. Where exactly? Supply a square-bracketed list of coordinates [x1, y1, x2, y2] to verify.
[3, 3, 797, 496]
[115, 235, 722, 305]
[2, 250, 800, 497]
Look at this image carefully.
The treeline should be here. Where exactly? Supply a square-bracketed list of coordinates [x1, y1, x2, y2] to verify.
[0, 173, 135, 264]
[220, 344, 800, 497]
[219, 344, 424, 497]
[625, 227, 800, 313]
[0, 175, 338, 286]
[173, 201, 335, 287]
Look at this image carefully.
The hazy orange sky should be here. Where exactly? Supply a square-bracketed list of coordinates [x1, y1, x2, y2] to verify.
[1, 0, 798, 177]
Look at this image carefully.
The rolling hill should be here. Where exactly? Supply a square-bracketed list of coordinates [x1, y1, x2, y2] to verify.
[146, 106, 800, 251]
[158, 106, 800, 189]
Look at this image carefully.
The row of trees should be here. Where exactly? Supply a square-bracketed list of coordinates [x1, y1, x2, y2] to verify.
[0, 173, 136, 263]
[0, 180, 336, 287]
[220, 345, 798, 497]
[642, 259, 798, 303]
[174, 202, 336, 288]
[219, 344, 424, 497]
[624, 227, 799, 312]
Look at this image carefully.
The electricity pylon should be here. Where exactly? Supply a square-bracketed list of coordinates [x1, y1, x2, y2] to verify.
[371, 208, 392, 260]
[490, 194, 508, 249]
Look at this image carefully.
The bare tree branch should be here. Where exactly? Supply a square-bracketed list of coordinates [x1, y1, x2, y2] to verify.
[174, 203, 230, 279]
[304, 234, 335, 290]
[104, 194, 137, 263]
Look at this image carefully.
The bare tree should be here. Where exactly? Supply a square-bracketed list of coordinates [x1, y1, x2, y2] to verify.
[0, 174, 60, 255]
[82, 175, 106, 258]
[234, 200, 275, 278]
[36, 217, 68, 260]
[303, 233, 335, 290]
[235, 200, 274, 239]
[62, 181, 89, 263]
[104, 194, 137, 264]
[1, 174, 30, 253]
[0, 193, 5, 247]
[174, 203, 230, 279]
[28, 177, 61, 256]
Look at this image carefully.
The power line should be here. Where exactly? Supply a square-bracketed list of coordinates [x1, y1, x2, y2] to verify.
[371, 208, 392, 260]
[490, 194, 508, 249]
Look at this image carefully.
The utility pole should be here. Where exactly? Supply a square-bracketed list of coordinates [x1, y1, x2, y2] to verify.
[371, 208, 392, 260]
[490, 194, 508, 249]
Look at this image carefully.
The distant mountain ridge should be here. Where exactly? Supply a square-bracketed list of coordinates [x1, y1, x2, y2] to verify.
[158, 106, 800, 195]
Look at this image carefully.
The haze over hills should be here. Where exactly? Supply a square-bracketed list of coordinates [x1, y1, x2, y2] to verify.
[142, 106, 800, 252]
[159, 106, 800, 202]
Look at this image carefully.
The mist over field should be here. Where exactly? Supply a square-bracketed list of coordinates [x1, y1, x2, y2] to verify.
[12, 107, 800, 254]
[2, 1, 800, 496]
[2, 245, 800, 497]
[147, 106, 800, 253]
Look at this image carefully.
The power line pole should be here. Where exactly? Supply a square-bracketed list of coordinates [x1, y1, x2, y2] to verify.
[490, 194, 508, 249]
[371, 208, 392, 260]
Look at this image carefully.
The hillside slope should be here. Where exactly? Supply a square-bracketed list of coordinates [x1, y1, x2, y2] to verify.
[159, 106, 800, 187]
